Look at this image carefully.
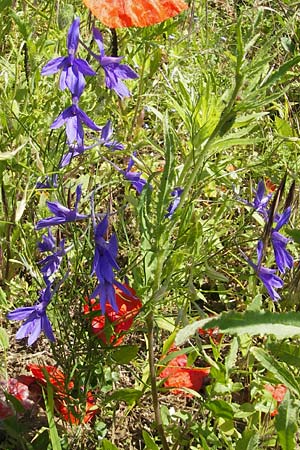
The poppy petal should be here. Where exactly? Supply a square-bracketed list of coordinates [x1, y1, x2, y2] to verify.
[82, 0, 188, 28]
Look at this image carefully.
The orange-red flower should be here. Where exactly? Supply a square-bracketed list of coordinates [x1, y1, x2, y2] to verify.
[264, 384, 288, 417]
[198, 326, 223, 344]
[159, 346, 210, 397]
[20, 364, 98, 424]
[84, 284, 142, 346]
[0, 378, 34, 419]
[82, 0, 188, 28]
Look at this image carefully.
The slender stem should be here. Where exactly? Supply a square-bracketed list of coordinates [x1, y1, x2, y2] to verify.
[146, 312, 170, 450]
[129, 42, 150, 139]
[178, 73, 244, 209]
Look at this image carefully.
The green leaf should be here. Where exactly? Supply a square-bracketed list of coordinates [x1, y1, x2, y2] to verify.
[260, 55, 300, 88]
[275, 391, 297, 450]
[107, 388, 143, 406]
[251, 347, 300, 396]
[176, 311, 300, 345]
[44, 383, 62, 450]
[0, 0, 12, 12]
[142, 430, 160, 450]
[101, 438, 119, 450]
[286, 228, 300, 244]
[111, 345, 139, 364]
[206, 400, 234, 419]
[236, 430, 259, 450]
[0, 327, 9, 350]
[156, 114, 175, 225]
[268, 342, 300, 369]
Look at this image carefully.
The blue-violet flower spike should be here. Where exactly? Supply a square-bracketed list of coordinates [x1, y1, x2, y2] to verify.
[245, 240, 284, 301]
[271, 207, 294, 274]
[92, 28, 138, 99]
[7, 283, 55, 346]
[165, 187, 184, 218]
[51, 96, 100, 147]
[91, 215, 120, 313]
[35, 185, 87, 229]
[41, 17, 96, 97]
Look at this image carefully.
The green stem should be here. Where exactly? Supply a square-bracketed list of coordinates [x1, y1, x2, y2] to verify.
[178, 72, 244, 209]
[146, 312, 170, 450]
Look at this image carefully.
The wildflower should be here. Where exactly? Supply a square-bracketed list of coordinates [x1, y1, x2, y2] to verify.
[271, 207, 294, 274]
[92, 28, 138, 98]
[159, 346, 210, 397]
[7, 283, 55, 345]
[84, 283, 142, 345]
[38, 230, 66, 280]
[240, 180, 272, 220]
[36, 174, 58, 189]
[265, 384, 288, 417]
[91, 215, 120, 313]
[198, 326, 223, 344]
[122, 154, 148, 193]
[0, 378, 34, 419]
[24, 364, 98, 424]
[59, 119, 124, 167]
[51, 95, 100, 148]
[36, 185, 87, 230]
[165, 187, 183, 218]
[244, 241, 284, 301]
[82, 0, 188, 28]
[41, 17, 96, 97]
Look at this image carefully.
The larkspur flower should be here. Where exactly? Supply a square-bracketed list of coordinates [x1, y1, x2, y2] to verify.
[165, 187, 183, 218]
[36, 174, 58, 190]
[122, 155, 147, 194]
[271, 207, 294, 274]
[92, 28, 138, 98]
[244, 240, 284, 301]
[91, 215, 120, 313]
[7, 283, 55, 345]
[51, 95, 100, 148]
[36, 185, 87, 230]
[38, 230, 66, 280]
[41, 17, 96, 97]
[240, 180, 272, 220]
[60, 119, 124, 167]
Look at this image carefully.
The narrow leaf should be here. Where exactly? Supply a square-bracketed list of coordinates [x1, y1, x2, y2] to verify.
[275, 391, 297, 450]
[251, 347, 300, 396]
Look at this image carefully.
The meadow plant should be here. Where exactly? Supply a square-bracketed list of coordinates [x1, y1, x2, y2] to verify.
[2, 1, 300, 449]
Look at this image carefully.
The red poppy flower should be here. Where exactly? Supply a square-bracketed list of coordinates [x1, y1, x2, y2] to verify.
[82, 0, 188, 28]
[159, 346, 210, 397]
[0, 378, 34, 419]
[264, 384, 288, 417]
[198, 326, 223, 344]
[23, 364, 99, 424]
[84, 283, 142, 346]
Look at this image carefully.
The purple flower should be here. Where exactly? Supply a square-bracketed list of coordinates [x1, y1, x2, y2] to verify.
[36, 174, 58, 190]
[51, 96, 100, 147]
[271, 207, 294, 274]
[41, 17, 96, 97]
[91, 215, 120, 313]
[7, 283, 55, 345]
[240, 180, 272, 220]
[122, 155, 147, 194]
[38, 229, 56, 252]
[36, 185, 87, 230]
[165, 187, 183, 218]
[245, 241, 284, 301]
[38, 230, 66, 280]
[59, 119, 124, 167]
[92, 28, 138, 98]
